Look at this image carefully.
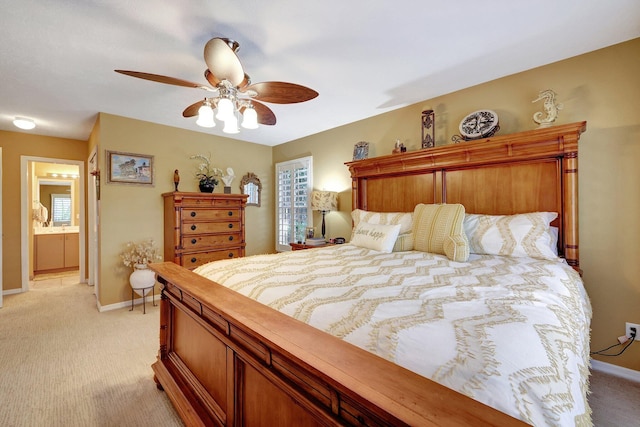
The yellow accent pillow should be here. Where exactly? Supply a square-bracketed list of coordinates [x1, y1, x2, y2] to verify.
[412, 204, 469, 262]
[392, 233, 414, 252]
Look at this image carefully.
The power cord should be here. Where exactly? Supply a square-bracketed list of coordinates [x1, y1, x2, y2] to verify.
[591, 327, 636, 357]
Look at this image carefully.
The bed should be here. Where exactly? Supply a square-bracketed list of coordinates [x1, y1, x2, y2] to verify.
[150, 121, 590, 426]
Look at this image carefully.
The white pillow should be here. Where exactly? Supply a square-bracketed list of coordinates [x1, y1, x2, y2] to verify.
[464, 212, 558, 260]
[351, 209, 413, 235]
[350, 222, 401, 253]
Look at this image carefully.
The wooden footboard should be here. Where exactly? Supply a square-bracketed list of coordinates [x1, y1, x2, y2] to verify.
[149, 262, 524, 426]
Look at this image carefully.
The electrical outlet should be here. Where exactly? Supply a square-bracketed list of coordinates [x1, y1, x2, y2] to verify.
[626, 322, 639, 339]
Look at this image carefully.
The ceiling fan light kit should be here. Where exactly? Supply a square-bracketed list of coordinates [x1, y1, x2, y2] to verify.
[196, 100, 215, 128]
[115, 37, 318, 135]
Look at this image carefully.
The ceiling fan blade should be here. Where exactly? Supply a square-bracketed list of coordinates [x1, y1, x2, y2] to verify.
[243, 101, 276, 126]
[204, 69, 220, 87]
[115, 70, 209, 89]
[203, 38, 245, 87]
[245, 82, 318, 104]
[182, 100, 204, 118]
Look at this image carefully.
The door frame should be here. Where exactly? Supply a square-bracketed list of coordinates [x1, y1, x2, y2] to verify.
[0, 148, 3, 307]
[87, 146, 99, 300]
[20, 156, 86, 291]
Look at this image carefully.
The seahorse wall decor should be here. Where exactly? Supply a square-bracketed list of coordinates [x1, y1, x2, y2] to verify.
[532, 89, 563, 128]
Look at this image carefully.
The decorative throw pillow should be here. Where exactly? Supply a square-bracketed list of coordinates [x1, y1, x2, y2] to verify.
[463, 212, 558, 260]
[351, 209, 413, 251]
[350, 222, 401, 253]
[351, 209, 413, 235]
[392, 233, 414, 252]
[412, 204, 469, 262]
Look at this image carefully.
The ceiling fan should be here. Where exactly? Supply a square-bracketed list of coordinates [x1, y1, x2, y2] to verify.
[115, 37, 318, 133]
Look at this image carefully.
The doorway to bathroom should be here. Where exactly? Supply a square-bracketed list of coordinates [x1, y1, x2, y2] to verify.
[20, 156, 85, 291]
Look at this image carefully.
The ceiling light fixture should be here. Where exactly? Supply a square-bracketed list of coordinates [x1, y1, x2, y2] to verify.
[13, 117, 36, 130]
[196, 99, 215, 128]
[241, 105, 259, 129]
[195, 81, 262, 134]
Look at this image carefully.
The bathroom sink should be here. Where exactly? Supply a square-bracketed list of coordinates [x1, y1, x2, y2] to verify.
[34, 226, 79, 235]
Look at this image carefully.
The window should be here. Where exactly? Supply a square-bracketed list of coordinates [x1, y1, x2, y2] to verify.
[51, 194, 72, 226]
[275, 157, 312, 251]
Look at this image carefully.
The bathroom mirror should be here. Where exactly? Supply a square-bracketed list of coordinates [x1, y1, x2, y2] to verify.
[240, 173, 262, 207]
[35, 176, 79, 227]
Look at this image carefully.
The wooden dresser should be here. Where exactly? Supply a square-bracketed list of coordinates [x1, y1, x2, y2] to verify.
[162, 192, 247, 270]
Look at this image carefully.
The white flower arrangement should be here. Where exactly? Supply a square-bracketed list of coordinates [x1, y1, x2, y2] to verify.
[120, 238, 162, 268]
[190, 153, 223, 185]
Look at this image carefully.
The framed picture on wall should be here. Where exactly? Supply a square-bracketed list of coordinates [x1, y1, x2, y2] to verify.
[106, 150, 154, 185]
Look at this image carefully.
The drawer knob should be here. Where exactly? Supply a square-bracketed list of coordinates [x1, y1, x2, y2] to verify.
[228, 211, 233, 216]
[228, 236, 233, 241]
[228, 223, 233, 229]
[228, 252, 234, 258]
[191, 238, 197, 244]
[190, 211, 196, 217]
[190, 257, 197, 263]
[191, 225, 197, 231]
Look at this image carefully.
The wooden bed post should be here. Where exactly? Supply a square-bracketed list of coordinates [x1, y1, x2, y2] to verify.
[563, 150, 580, 272]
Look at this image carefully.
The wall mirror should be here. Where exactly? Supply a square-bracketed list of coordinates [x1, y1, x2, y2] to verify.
[240, 173, 262, 207]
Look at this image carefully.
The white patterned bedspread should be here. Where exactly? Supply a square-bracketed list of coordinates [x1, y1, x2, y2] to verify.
[194, 244, 592, 426]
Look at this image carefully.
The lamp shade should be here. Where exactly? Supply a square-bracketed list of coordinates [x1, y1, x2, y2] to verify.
[196, 103, 215, 128]
[310, 191, 338, 212]
[241, 105, 259, 129]
[216, 97, 234, 121]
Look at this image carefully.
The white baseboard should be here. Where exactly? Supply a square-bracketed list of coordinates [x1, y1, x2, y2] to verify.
[2, 288, 22, 296]
[98, 294, 158, 313]
[591, 359, 640, 383]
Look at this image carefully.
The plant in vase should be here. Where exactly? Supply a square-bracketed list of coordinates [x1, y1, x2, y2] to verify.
[120, 238, 162, 297]
[190, 153, 222, 193]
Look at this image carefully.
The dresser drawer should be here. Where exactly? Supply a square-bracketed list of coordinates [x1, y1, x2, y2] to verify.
[180, 197, 242, 208]
[181, 249, 242, 269]
[181, 208, 241, 221]
[182, 233, 242, 250]
[182, 221, 241, 235]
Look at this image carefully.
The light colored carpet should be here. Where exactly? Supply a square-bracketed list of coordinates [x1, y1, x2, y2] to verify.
[1, 275, 638, 426]
[0, 277, 182, 427]
[589, 368, 640, 427]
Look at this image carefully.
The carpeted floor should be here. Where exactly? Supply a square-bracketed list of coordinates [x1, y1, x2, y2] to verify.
[0, 274, 182, 427]
[1, 274, 638, 426]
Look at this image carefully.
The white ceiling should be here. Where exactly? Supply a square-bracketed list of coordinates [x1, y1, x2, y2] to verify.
[1, 1, 639, 147]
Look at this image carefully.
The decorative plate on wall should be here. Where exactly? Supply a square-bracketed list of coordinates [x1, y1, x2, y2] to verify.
[458, 110, 500, 140]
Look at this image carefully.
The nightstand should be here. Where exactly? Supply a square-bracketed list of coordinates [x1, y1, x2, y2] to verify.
[290, 242, 331, 251]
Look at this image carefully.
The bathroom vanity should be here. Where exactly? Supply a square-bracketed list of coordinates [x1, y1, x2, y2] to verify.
[34, 227, 79, 274]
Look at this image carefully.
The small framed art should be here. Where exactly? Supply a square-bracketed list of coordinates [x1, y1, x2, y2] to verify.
[306, 227, 315, 239]
[106, 150, 154, 185]
[353, 141, 369, 161]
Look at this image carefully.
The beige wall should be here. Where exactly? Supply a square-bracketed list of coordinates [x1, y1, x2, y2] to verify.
[94, 113, 273, 308]
[0, 131, 87, 291]
[275, 38, 640, 371]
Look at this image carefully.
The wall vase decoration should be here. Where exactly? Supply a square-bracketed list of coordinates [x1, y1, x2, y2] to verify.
[198, 181, 216, 193]
[129, 264, 156, 297]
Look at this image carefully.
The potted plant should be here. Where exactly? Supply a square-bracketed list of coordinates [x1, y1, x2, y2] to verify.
[190, 153, 222, 193]
[120, 238, 162, 297]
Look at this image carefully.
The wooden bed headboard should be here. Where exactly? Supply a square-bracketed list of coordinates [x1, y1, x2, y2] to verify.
[345, 121, 586, 271]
